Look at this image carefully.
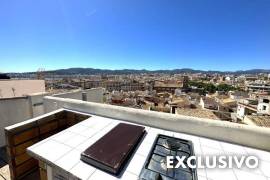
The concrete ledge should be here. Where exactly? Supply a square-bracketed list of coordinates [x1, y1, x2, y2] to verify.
[43, 96, 270, 152]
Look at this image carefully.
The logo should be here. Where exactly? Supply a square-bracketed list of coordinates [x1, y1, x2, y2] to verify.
[166, 155, 259, 169]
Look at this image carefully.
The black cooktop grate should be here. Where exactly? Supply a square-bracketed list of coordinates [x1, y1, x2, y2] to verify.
[139, 134, 197, 180]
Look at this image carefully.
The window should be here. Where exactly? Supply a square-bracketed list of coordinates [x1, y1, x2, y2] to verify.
[263, 99, 269, 103]
[263, 105, 267, 110]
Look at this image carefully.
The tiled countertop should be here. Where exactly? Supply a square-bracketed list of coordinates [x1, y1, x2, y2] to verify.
[27, 114, 270, 180]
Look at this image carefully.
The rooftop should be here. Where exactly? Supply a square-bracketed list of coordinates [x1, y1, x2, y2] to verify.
[176, 108, 221, 120]
[3, 95, 270, 180]
[245, 115, 270, 128]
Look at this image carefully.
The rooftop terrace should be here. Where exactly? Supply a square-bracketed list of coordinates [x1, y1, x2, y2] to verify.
[2, 95, 270, 180]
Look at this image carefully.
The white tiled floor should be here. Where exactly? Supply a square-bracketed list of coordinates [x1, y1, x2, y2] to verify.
[27, 114, 270, 180]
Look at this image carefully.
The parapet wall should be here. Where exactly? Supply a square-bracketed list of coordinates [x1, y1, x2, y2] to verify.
[43, 96, 270, 152]
[52, 88, 104, 103]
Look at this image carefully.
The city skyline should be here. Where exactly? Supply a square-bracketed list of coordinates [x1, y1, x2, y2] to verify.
[1, 0, 270, 72]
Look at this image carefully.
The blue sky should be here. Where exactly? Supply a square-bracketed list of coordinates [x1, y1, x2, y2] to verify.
[0, 0, 270, 72]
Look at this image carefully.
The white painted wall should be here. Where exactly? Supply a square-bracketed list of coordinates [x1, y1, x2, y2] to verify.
[0, 80, 45, 98]
[0, 93, 51, 146]
[0, 89, 105, 147]
[29, 93, 50, 117]
[85, 88, 104, 103]
[237, 104, 246, 119]
[257, 103, 270, 115]
[199, 97, 204, 108]
[53, 88, 104, 103]
[0, 97, 32, 146]
[53, 90, 82, 100]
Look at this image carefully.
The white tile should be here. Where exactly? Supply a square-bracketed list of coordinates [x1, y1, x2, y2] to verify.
[200, 138, 222, 150]
[88, 170, 117, 180]
[136, 142, 152, 157]
[31, 140, 72, 162]
[260, 160, 270, 178]
[173, 132, 186, 138]
[89, 132, 106, 142]
[52, 131, 77, 143]
[100, 122, 118, 133]
[55, 149, 81, 171]
[198, 175, 208, 180]
[233, 157, 263, 176]
[79, 119, 99, 128]
[234, 169, 268, 180]
[121, 171, 138, 180]
[27, 138, 50, 150]
[234, 165, 263, 176]
[70, 161, 96, 180]
[144, 126, 151, 131]
[76, 138, 97, 151]
[194, 144, 203, 155]
[206, 168, 237, 180]
[174, 132, 200, 142]
[76, 127, 98, 138]
[67, 124, 89, 134]
[162, 130, 174, 136]
[90, 117, 112, 129]
[91, 122, 111, 131]
[126, 154, 147, 176]
[143, 130, 159, 144]
[245, 147, 270, 162]
[94, 116, 112, 123]
[150, 128, 164, 134]
[220, 142, 247, 155]
[64, 134, 88, 147]
[201, 146, 224, 156]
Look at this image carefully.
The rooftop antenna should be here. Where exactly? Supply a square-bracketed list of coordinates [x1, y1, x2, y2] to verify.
[37, 68, 45, 80]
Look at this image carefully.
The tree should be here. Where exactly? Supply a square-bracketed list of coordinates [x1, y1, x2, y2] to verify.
[216, 84, 235, 92]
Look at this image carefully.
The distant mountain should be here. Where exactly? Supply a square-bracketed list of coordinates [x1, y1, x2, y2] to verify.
[0, 73, 11, 79]
[46, 68, 270, 75]
[8, 68, 270, 76]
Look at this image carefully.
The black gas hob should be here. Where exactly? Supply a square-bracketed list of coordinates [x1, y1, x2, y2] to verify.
[139, 134, 197, 180]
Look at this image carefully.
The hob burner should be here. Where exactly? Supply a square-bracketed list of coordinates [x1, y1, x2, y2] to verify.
[139, 134, 197, 180]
